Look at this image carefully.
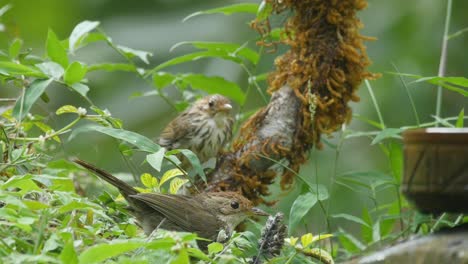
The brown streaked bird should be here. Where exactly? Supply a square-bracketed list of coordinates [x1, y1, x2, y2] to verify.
[73, 159, 268, 243]
[158, 94, 234, 165]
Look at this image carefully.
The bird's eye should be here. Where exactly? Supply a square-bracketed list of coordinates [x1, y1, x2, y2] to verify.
[230, 201, 239, 209]
[208, 100, 214, 108]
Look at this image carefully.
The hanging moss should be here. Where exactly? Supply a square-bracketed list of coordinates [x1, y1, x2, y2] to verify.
[207, 0, 379, 204]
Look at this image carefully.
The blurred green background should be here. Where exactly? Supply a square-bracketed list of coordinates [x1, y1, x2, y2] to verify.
[1, 0, 467, 237]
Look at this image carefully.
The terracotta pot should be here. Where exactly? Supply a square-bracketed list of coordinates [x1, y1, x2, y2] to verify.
[402, 128, 468, 214]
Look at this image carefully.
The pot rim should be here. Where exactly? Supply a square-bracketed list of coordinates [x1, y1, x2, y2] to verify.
[403, 128, 468, 143]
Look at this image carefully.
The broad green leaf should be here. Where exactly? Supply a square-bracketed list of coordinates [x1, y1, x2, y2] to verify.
[388, 142, 403, 182]
[207, 242, 223, 255]
[146, 148, 166, 172]
[331, 214, 371, 228]
[9, 38, 22, 58]
[116, 45, 152, 64]
[256, 0, 273, 21]
[148, 51, 242, 74]
[186, 248, 210, 261]
[46, 29, 69, 68]
[171, 248, 190, 264]
[60, 240, 78, 264]
[1, 174, 41, 193]
[36, 61, 64, 80]
[77, 32, 108, 48]
[87, 63, 136, 72]
[178, 149, 206, 182]
[183, 3, 259, 22]
[169, 178, 189, 194]
[70, 125, 160, 153]
[301, 233, 313, 247]
[337, 229, 365, 253]
[310, 233, 333, 244]
[140, 173, 158, 188]
[289, 192, 318, 234]
[456, 108, 464, 127]
[69, 20, 100, 53]
[64, 61, 87, 85]
[12, 78, 54, 120]
[70, 83, 89, 97]
[336, 171, 394, 191]
[34, 121, 61, 142]
[58, 201, 99, 213]
[43, 233, 60, 253]
[56, 105, 78, 115]
[160, 168, 184, 186]
[171, 41, 259, 64]
[371, 128, 403, 145]
[153, 72, 177, 90]
[182, 74, 245, 104]
[0, 61, 46, 77]
[78, 241, 144, 264]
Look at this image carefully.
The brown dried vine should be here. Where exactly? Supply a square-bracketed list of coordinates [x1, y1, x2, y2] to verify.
[206, 0, 378, 205]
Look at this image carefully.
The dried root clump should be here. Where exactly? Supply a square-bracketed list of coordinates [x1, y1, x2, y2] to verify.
[207, 0, 378, 204]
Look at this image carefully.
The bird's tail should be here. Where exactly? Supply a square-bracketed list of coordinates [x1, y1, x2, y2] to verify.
[73, 158, 138, 197]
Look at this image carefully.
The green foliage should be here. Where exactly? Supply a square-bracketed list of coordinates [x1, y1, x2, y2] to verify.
[1, 1, 466, 263]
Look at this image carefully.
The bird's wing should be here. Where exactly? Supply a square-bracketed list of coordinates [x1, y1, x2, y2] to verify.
[158, 112, 193, 149]
[129, 193, 221, 239]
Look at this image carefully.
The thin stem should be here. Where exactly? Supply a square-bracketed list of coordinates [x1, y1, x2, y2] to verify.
[435, 0, 453, 123]
[365, 80, 385, 129]
[0, 98, 17, 102]
[391, 63, 420, 126]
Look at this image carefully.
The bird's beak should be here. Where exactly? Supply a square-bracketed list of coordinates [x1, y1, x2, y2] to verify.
[219, 103, 232, 112]
[250, 207, 269, 216]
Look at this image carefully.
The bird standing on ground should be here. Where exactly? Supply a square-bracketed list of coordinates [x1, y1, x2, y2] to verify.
[73, 159, 268, 242]
[158, 94, 234, 165]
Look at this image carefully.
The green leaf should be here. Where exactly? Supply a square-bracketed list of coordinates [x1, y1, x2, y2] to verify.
[169, 178, 189, 194]
[36, 61, 64, 80]
[149, 51, 242, 74]
[388, 142, 403, 182]
[46, 29, 69, 68]
[146, 148, 166, 172]
[78, 241, 144, 264]
[64, 61, 87, 85]
[12, 78, 54, 120]
[9, 38, 22, 58]
[0, 61, 46, 77]
[178, 149, 206, 182]
[207, 242, 224, 255]
[301, 233, 313, 248]
[140, 173, 158, 188]
[182, 74, 245, 104]
[87, 63, 136, 72]
[371, 128, 403, 145]
[69, 20, 100, 53]
[332, 213, 371, 228]
[56, 105, 78, 115]
[256, 1, 273, 21]
[116, 45, 152, 64]
[60, 240, 78, 264]
[171, 41, 259, 64]
[289, 192, 318, 234]
[153, 72, 177, 90]
[337, 229, 365, 253]
[70, 125, 160, 153]
[160, 168, 184, 186]
[336, 171, 394, 192]
[456, 108, 464, 127]
[183, 3, 259, 22]
[186, 248, 210, 261]
[70, 83, 89, 97]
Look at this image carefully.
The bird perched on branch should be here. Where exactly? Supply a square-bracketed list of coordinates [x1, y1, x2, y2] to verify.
[158, 94, 234, 165]
[73, 159, 268, 243]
